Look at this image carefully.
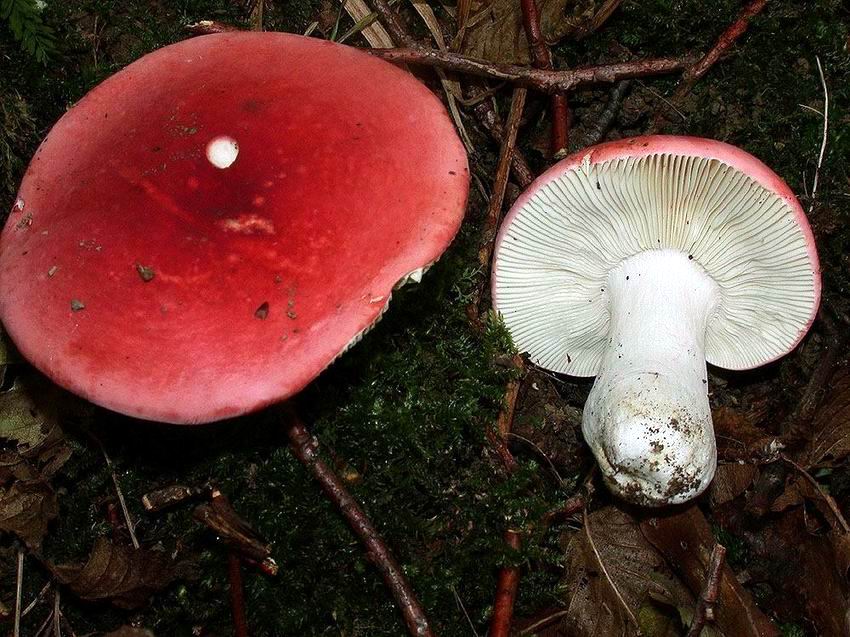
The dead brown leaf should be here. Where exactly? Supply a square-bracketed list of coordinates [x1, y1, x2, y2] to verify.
[0, 480, 58, 549]
[0, 373, 72, 498]
[51, 538, 188, 609]
[640, 506, 779, 637]
[713, 406, 779, 462]
[709, 463, 758, 508]
[460, 0, 618, 64]
[799, 369, 850, 468]
[0, 373, 60, 452]
[558, 506, 698, 637]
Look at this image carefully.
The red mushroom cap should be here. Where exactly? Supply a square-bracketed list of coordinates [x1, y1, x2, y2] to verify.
[0, 33, 469, 424]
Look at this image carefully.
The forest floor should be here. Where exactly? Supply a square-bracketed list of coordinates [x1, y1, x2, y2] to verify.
[1, 0, 849, 635]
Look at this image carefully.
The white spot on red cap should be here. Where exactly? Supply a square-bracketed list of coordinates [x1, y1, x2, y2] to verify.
[218, 214, 276, 235]
[206, 136, 239, 169]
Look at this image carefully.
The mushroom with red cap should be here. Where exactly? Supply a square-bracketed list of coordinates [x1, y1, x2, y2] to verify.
[492, 136, 820, 506]
[0, 32, 468, 424]
[0, 32, 468, 631]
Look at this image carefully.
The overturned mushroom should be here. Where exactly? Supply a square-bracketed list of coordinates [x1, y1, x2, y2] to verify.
[492, 136, 820, 506]
[0, 32, 468, 631]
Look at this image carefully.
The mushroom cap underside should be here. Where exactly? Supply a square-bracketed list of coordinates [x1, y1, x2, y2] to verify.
[492, 136, 820, 376]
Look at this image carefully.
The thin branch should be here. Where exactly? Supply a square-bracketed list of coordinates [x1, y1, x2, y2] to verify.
[14, 548, 23, 637]
[680, 0, 767, 91]
[489, 529, 523, 637]
[370, 0, 413, 46]
[368, 47, 691, 93]
[21, 582, 51, 619]
[451, 585, 479, 637]
[518, 609, 570, 635]
[507, 432, 565, 486]
[469, 88, 527, 327]
[582, 79, 632, 147]
[286, 411, 434, 637]
[101, 446, 139, 549]
[685, 544, 727, 637]
[808, 56, 828, 213]
[650, 0, 768, 130]
[228, 553, 249, 637]
[467, 84, 536, 188]
[52, 590, 61, 637]
[782, 455, 850, 533]
[583, 509, 638, 628]
[521, 0, 570, 155]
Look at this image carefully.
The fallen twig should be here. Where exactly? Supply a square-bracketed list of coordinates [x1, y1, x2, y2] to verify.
[228, 552, 249, 637]
[582, 79, 631, 147]
[680, 0, 767, 94]
[192, 489, 279, 575]
[650, 0, 768, 130]
[518, 609, 570, 635]
[369, 47, 691, 93]
[489, 529, 523, 637]
[808, 56, 828, 212]
[686, 543, 727, 637]
[467, 84, 536, 188]
[21, 582, 51, 619]
[14, 548, 23, 637]
[520, 0, 570, 155]
[470, 88, 527, 327]
[584, 509, 638, 628]
[782, 455, 850, 533]
[51, 590, 61, 637]
[370, 0, 412, 45]
[101, 446, 139, 549]
[286, 412, 434, 637]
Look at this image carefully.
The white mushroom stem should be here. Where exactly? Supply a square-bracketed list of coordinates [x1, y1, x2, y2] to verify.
[582, 249, 721, 505]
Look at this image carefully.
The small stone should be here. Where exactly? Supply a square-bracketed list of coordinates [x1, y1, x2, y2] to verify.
[70, 299, 85, 312]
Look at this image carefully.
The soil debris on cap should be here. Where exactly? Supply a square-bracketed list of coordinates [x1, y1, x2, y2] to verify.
[254, 302, 270, 320]
[135, 263, 155, 282]
[70, 299, 85, 312]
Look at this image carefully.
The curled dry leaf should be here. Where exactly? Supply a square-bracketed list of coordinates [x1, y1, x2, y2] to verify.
[799, 369, 850, 468]
[559, 506, 701, 637]
[0, 480, 58, 549]
[192, 490, 276, 573]
[461, 0, 620, 64]
[51, 537, 190, 609]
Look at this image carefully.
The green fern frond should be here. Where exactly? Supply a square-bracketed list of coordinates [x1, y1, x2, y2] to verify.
[2, 0, 56, 63]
